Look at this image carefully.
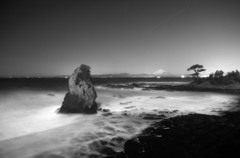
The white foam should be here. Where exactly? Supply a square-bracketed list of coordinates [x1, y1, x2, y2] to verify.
[0, 88, 238, 158]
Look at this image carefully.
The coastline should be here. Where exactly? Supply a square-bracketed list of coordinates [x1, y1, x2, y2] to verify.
[102, 83, 240, 157]
[122, 110, 240, 158]
[0, 79, 240, 158]
[104, 82, 240, 94]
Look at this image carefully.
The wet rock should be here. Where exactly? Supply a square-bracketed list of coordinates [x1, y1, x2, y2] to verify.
[141, 114, 166, 120]
[104, 126, 115, 132]
[124, 112, 240, 158]
[33, 152, 65, 158]
[121, 111, 130, 116]
[105, 84, 134, 89]
[151, 96, 165, 99]
[59, 64, 97, 114]
[100, 108, 112, 116]
[105, 83, 141, 90]
[96, 132, 112, 137]
[47, 93, 55, 96]
[109, 137, 125, 147]
[102, 112, 113, 117]
[88, 154, 102, 158]
[89, 140, 108, 149]
[129, 83, 140, 87]
[124, 106, 136, 109]
[112, 94, 126, 98]
[120, 101, 132, 105]
[99, 146, 117, 155]
[94, 121, 105, 126]
[122, 125, 136, 133]
[156, 96, 165, 99]
[102, 109, 111, 112]
[172, 110, 179, 113]
[89, 140, 117, 156]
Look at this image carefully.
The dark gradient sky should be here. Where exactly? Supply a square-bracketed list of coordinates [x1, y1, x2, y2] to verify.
[1, 0, 240, 76]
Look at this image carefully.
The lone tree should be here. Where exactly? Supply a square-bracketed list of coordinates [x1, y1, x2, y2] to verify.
[187, 64, 206, 78]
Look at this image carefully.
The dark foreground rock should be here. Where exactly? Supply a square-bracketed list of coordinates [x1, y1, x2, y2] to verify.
[123, 112, 240, 158]
[59, 64, 97, 114]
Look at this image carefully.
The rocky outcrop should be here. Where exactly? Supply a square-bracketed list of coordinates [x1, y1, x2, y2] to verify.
[59, 64, 97, 114]
[123, 112, 240, 158]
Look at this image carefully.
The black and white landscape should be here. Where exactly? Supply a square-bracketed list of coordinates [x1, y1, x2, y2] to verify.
[1, 0, 240, 158]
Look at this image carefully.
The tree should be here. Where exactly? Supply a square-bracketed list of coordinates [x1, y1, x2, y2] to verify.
[187, 64, 206, 78]
[209, 73, 214, 79]
[213, 70, 224, 79]
[226, 70, 240, 82]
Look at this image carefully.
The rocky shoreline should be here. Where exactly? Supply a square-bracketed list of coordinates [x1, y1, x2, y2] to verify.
[58, 82, 240, 158]
[97, 83, 240, 158]
[91, 110, 237, 158]
[78, 100, 240, 158]
[77, 109, 240, 158]
[104, 82, 240, 94]
[122, 111, 240, 158]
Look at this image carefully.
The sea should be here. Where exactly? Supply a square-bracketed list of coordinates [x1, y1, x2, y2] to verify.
[0, 78, 239, 158]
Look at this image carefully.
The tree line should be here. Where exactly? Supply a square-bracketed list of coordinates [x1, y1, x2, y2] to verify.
[187, 64, 240, 85]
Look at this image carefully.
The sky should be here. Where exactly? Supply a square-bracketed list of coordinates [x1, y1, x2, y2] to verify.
[1, 0, 240, 76]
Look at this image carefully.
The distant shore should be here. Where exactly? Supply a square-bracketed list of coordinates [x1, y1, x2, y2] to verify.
[0, 77, 191, 91]
[104, 81, 240, 94]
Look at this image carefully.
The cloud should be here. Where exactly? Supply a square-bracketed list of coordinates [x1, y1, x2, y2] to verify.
[153, 69, 166, 75]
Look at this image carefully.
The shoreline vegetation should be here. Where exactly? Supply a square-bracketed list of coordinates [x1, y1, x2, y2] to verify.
[103, 67, 240, 94]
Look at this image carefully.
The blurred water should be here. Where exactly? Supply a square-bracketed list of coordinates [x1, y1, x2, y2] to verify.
[0, 86, 239, 158]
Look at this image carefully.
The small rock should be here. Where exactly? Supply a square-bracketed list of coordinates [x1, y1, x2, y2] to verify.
[102, 109, 110, 112]
[47, 93, 55, 96]
[120, 101, 132, 105]
[102, 112, 112, 117]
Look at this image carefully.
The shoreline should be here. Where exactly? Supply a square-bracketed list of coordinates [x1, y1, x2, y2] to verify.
[115, 91, 240, 158]
[99, 84, 240, 157]
[121, 110, 240, 158]
[104, 82, 240, 94]
[1, 82, 239, 158]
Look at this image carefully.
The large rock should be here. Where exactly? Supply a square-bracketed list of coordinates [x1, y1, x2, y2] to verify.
[123, 112, 240, 158]
[59, 64, 97, 114]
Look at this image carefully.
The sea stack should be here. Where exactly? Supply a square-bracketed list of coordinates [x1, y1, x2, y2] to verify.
[59, 64, 98, 114]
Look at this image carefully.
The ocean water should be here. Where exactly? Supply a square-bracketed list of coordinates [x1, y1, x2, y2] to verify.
[0, 79, 239, 158]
